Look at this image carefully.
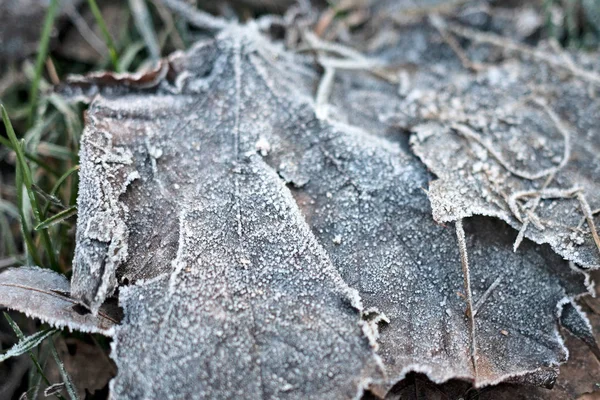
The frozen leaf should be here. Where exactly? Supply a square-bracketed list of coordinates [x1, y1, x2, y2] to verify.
[320, 5, 600, 270]
[62, 15, 597, 397]
[559, 300, 600, 360]
[265, 102, 591, 387]
[0, 266, 116, 335]
[71, 25, 384, 399]
[383, 291, 600, 399]
[408, 53, 600, 270]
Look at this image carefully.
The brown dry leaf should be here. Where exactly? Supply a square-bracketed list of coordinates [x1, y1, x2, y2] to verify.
[408, 51, 600, 270]
[380, 292, 600, 399]
[42, 337, 116, 399]
[330, 3, 600, 270]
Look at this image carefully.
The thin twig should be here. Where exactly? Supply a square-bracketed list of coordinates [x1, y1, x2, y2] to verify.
[304, 31, 370, 62]
[455, 219, 478, 377]
[577, 208, 600, 229]
[160, 0, 229, 31]
[473, 274, 503, 317]
[64, 1, 106, 57]
[452, 121, 569, 181]
[513, 171, 555, 251]
[315, 66, 335, 119]
[390, 0, 472, 22]
[509, 186, 583, 223]
[429, 14, 485, 72]
[443, 19, 600, 86]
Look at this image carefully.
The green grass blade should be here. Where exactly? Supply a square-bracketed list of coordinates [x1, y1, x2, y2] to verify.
[27, 0, 60, 127]
[3, 313, 65, 400]
[28, 348, 49, 400]
[15, 161, 43, 267]
[0, 215, 18, 256]
[50, 339, 80, 400]
[35, 206, 77, 231]
[0, 328, 56, 362]
[87, 0, 120, 70]
[2, 105, 59, 270]
[3, 106, 35, 188]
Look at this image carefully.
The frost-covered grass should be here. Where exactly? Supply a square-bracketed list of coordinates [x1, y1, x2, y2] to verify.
[0, 1, 175, 397]
[1, 0, 599, 398]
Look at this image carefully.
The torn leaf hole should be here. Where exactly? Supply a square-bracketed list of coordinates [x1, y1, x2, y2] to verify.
[72, 303, 91, 316]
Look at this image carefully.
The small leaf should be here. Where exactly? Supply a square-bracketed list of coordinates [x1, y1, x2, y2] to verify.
[0, 267, 117, 335]
[35, 206, 78, 231]
[0, 329, 56, 362]
[44, 383, 65, 397]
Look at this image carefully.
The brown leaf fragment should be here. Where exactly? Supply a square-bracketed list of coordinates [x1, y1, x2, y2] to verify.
[383, 288, 600, 399]
[43, 337, 116, 399]
[265, 104, 590, 387]
[72, 24, 384, 399]
[408, 58, 600, 270]
[0, 266, 116, 335]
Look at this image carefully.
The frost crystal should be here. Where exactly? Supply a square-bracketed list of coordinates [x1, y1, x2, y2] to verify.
[57, 10, 597, 398]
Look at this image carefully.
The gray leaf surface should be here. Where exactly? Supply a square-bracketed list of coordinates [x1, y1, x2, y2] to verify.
[343, 12, 600, 270]
[310, 2, 600, 269]
[262, 91, 591, 386]
[0, 266, 116, 335]
[73, 25, 384, 399]
[64, 18, 597, 397]
[408, 55, 600, 270]
[327, 6, 600, 270]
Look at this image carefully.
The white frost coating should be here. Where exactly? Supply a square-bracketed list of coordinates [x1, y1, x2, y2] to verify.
[557, 297, 600, 360]
[0, 267, 116, 336]
[407, 59, 600, 269]
[322, 15, 596, 389]
[75, 23, 385, 400]
[69, 12, 596, 398]
[72, 111, 141, 312]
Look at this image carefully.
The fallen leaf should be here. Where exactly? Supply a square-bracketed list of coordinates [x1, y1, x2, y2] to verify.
[60, 14, 595, 397]
[0, 266, 117, 335]
[70, 24, 384, 399]
[347, 15, 600, 269]
[408, 54, 600, 269]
